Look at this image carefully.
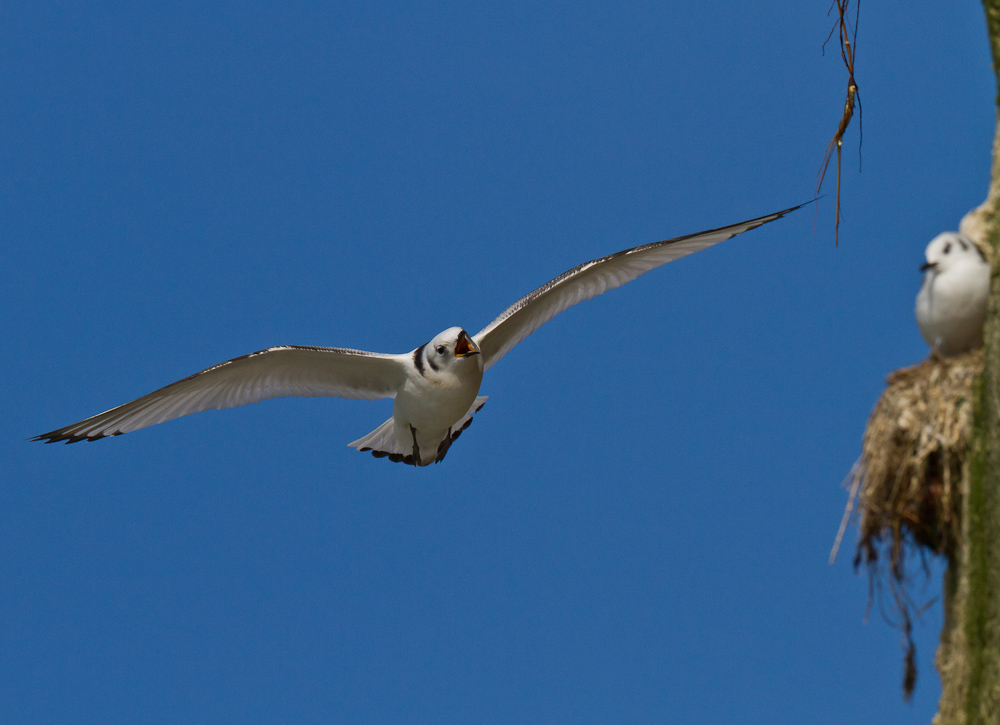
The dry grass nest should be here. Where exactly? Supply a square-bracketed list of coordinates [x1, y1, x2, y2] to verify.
[833, 348, 983, 697]
[847, 349, 983, 566]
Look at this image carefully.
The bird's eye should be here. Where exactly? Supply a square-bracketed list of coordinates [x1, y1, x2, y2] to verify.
[944, 243, 952, 254]
[436, 345, 446, 355]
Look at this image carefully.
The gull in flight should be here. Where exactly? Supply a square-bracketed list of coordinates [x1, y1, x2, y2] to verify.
[916, 231, 990, 356]
[33, 204, 803, 466]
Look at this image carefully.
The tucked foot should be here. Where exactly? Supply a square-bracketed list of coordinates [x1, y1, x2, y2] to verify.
[435, 428, 454, 464]
[409, 424, 421, 465]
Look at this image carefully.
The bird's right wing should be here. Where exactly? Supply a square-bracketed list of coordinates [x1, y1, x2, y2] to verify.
[32, 345, 410, 443]
[474, 204, 804, 370]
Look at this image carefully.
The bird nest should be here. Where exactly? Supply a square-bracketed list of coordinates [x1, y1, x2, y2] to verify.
[833, 349, 983, 697]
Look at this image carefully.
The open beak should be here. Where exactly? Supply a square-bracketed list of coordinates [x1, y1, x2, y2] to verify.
[454, 331, 481, 357]
[920, 261, 938, 273]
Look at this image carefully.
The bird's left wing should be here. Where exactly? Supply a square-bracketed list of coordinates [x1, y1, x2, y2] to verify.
[32, 345, 409, 443]
[474, 204, 804, 370]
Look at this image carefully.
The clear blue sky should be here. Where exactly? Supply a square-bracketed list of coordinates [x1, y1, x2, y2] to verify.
[4, 2, 992, 722]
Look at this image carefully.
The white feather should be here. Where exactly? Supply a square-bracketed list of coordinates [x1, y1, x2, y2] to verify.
[474, 205, 803, 370]
[34, 346, 408, 443]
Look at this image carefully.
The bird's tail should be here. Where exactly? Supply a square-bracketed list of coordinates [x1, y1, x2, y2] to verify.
[348, 396, 488, 467]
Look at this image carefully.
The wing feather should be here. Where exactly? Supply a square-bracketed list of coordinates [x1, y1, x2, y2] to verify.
[474, 204, 804, 369]
[32, 345, 408, 443]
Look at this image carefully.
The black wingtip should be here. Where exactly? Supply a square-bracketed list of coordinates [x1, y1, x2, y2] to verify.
[756, 198, 818, 223]
[29, 429, 113, 445]
[29, 432, 75, 445]
[720, 199, 817, 238]
[656, 199, 817, 250]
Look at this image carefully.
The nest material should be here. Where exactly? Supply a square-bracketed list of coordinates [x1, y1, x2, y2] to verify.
[854, 350, 982, 565]
[835, 349, 983, 698]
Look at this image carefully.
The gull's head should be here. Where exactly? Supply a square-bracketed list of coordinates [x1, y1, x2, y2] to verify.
[922, 232, 984, 275]
[426, 327, 481, 367]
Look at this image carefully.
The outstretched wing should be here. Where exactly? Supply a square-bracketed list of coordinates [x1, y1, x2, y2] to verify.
[474, 204, 804, 370]
[32, 345, 409, 443]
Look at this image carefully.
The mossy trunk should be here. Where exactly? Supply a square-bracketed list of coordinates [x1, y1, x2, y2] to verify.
[933, 4, 1000, 722]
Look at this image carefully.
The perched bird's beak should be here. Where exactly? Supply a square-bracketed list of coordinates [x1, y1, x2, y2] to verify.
[920, 261, 938, 273]
[454, 332, 481, 357]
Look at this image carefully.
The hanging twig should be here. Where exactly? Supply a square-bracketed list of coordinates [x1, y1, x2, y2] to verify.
[817, 0, 862, 245]
[830, 459, 862, 564]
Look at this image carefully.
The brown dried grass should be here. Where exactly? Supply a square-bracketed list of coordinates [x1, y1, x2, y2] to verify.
[833, 349, 983, 698]
[857, 351, 981, 562]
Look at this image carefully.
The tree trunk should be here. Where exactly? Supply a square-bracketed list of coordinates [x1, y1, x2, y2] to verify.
[933, 4, 1000, 722]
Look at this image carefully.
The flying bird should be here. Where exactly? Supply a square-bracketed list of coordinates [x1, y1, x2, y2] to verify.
[916, 231, 990, 357]
[33, 204, 803, 466]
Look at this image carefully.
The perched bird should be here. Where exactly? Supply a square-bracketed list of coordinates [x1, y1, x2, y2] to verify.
[33, 204, 802, 466]
[916, 231, 991, 356]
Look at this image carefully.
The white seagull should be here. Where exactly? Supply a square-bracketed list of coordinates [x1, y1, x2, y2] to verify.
[916, 231, 990, 357]
[33, 204, 803, 466]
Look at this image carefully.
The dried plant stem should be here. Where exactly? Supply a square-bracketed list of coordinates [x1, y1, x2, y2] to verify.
[817, 0, 860, 245]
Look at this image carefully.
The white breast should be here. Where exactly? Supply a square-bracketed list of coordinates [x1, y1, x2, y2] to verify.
[916, 259, 990, 356]
[393, 358, 484, 435]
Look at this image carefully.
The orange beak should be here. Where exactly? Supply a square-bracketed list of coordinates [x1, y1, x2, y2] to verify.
[454, 332, 480, 357]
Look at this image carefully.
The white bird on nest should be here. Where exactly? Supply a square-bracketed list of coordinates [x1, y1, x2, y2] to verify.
[916, 231, 990, 357]
[33, 204, 803, 466]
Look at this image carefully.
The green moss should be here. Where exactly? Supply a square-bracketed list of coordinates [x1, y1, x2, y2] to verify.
[964, 371, 993, 721]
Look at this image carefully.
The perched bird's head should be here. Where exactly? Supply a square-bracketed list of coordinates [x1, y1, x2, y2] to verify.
[425, 327, 481, 368]
[921, 232, 985, 275]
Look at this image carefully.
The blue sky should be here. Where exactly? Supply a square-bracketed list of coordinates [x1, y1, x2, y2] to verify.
[3, 2, 993, 722]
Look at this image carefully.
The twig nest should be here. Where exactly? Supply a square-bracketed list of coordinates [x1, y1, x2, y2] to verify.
[855, 349, 982, 568]
[839, 349, 983, 699]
